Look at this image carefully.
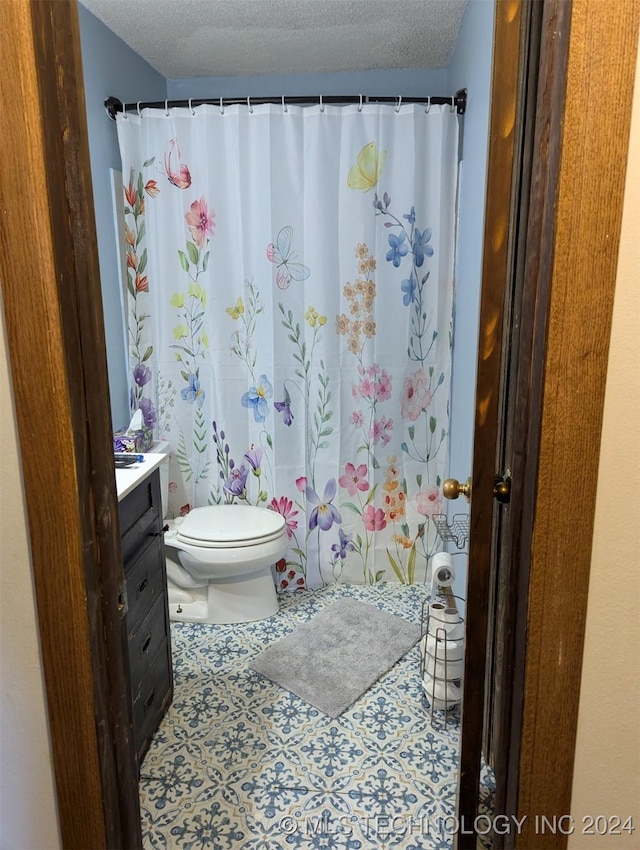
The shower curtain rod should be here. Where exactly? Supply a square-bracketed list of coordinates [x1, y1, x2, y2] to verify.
[104, 90, 467, 120]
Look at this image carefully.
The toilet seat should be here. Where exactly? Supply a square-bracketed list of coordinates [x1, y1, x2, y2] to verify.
[176, 504, 286, 549]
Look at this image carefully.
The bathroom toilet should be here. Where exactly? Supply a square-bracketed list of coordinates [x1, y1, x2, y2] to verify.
[155, 445, 288, 624]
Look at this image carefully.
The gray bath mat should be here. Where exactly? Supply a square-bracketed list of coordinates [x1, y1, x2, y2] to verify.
[250, 597, 421, 717]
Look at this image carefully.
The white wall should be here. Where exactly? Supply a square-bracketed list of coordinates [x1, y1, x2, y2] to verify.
[0, 290, 61, 849]
[569, 39, 640, 847]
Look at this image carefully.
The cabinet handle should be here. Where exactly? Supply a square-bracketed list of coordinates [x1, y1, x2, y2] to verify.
[150, 524, 170, 537]
[143, 688, 155, 715]
[141, 633, 152, 654]
[137, 577, 148, 596]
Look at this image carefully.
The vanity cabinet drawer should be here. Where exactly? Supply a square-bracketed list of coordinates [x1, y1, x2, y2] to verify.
[132, 639, 172, 759]
[125, 536, 165, 632]
[119, 467, 173, 768]
[128, 594, 169, 687]
[119, 472, 162, 563]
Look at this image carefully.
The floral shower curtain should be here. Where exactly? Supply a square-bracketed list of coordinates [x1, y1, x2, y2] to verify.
[117, 101, 459, 589]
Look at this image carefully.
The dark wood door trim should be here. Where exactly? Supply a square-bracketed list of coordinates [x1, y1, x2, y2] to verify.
[492, 1, 574, 841]
[456, 2, 527, 844]
[0, 1, 141, 846]
[459, 2, 639, 847]
[516, 2, 640, 846]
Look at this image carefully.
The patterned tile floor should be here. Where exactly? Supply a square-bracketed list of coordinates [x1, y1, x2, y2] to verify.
[139, 583, 495, 849]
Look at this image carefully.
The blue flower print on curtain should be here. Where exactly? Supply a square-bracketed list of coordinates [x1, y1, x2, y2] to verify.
[376, 189, 448, 570]
[241, 375, 273, 423]
[219, 282, 274, 511]
[307, 478, 342, 531]
[331, 140, 453, 585]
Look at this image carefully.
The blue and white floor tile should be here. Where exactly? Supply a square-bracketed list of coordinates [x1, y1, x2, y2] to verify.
[139, 584, 495, 849]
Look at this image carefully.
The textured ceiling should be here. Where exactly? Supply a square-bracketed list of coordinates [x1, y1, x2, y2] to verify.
[80, 0, 467, 78]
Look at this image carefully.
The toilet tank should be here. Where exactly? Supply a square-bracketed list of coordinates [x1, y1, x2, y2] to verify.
[150, 440, 170, 519]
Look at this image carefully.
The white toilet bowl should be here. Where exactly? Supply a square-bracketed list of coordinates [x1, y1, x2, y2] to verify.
[164, 504, 288, 625]
[153, 443, 288, 625]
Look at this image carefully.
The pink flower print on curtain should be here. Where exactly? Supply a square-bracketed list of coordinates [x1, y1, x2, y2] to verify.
[401, 369, 432, 422]
[185, 196, 215, 247]
[338, 462, 369, 497]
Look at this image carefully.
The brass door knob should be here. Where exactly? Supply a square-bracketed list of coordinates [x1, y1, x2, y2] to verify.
[443, 477, 472, 502]
[443, 475, 511, 504]
[494, 476, 511, 504]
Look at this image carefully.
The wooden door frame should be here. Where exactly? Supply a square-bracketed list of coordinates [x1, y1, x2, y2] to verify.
[457, 1, 533, 842]
[1, 1, 637, 847]
[458, 1, 639, 848]
[485, 0, 571, 839]
[515, 2, 639, 844]
[0, 1, 140, 847]
[459, 0, 574, 842]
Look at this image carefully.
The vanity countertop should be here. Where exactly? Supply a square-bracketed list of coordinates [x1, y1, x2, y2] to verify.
[115, 452, 166, 501]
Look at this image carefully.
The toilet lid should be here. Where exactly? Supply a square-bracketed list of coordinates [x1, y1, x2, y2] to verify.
[176, 504, 286, 548]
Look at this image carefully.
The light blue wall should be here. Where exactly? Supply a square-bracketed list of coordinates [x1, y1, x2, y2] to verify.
[446, 0, 495, 479]
[444, 0, 495, 600]
[168, 67, 447, 100]
[78, 4, 166, 430]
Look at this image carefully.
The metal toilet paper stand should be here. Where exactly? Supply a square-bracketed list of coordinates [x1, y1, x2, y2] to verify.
[419, 511, 469, 726]
[420, 593, 465, 726]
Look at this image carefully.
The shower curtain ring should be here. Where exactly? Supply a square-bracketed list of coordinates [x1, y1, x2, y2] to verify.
[358, 94, 363, 112]
[395, 96, 402, 113]
[137, 101, 142, 117]
[165, 99, 170, 116]
[282, 95, 287, 113]
[319, 94, 324, 112]
[247, 96, 253, 113]
[122, 100, 127, 119]
[450, 98, 456, 113]
[189, 98, 195, 116]
[425, 96, 431, 114]
[219, 97, 224, 114]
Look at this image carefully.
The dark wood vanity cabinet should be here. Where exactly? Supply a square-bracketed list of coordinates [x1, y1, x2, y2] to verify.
[118, 467, 173, 766]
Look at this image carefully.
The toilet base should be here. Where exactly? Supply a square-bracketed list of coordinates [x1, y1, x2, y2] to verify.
[168, 597, 209, 623]
[167, 568, 279, 625]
